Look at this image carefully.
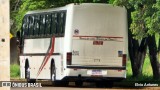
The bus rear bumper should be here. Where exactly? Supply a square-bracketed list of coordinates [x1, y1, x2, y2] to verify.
[63, 76, 125, 82]
[64, 65, 126, 81]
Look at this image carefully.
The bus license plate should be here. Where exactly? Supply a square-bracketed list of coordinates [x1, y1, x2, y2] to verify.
[92, 70, 102, 75]
[87, 70, 107, 75]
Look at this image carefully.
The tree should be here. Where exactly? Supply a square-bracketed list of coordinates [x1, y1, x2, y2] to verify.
[131, 0, 160, 79]
[114, 0, 160, 79]
[145, 0, 160, 79]
[10, 0, 22, 35]
[10, 0, 53, 35]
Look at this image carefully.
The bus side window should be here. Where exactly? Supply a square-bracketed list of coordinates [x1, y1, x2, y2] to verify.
[51, 13, 57, 35]
[57, 12, 61, 35]
[34, 15, 40, 36]
[39, 14, 46, 35]
[62, 12, 66, 34]
[59, 11, 66, 35]
[45, 14, 51, 35]
[29, 15, 34, 36]
[56, 12, 61, 35]
[22, 16, 29, 37]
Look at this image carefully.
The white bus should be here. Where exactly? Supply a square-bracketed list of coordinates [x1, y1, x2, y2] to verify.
[17, 3, 128, 87]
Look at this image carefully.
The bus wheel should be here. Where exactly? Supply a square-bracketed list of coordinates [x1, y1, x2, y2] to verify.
[25, 63, 36, 83]
[51, 62, 59, 86]
[51, 62, 68, 86]
[75, 80, 83, 87]
[51, 62, 56, 82]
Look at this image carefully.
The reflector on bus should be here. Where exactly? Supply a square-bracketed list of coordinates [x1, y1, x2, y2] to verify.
[67, 52, 72, 65]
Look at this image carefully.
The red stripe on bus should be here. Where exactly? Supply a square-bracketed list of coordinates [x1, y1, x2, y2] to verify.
[73, 35, 123, 38]
[37, 36, 55, 77]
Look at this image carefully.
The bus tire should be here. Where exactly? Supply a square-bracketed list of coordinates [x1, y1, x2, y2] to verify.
[51, 61, 69, 87]
[51, 61, 60, 86]
[25, 63, 36, 83]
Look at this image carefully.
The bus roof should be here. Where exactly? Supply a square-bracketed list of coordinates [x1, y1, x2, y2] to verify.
[26, 3, 73, 15]
[26, 3, 125, 15]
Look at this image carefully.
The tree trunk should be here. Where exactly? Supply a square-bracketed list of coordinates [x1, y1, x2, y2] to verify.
[147, 35, 160, 79]
[158, 38, 160, 75]
[128, 8, 147, 77]
[14, 0, 20, 11]
[128, 30, 139, 77]
[128, 33, 147, 77]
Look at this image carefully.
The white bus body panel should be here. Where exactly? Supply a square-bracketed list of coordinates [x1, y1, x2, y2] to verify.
[71, 4, 128, 66]
[19, 3, 128, 81]
[20, 38, 64, 80]
[66, 4, 128, 79]
[20, 55, 63, 80]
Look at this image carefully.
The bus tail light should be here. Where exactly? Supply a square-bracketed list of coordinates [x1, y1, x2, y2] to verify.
[67, 52, 72, 65]
[122, 54, 126, 66]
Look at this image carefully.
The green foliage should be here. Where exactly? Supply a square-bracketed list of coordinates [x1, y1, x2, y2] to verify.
[12, 0, 52, 34]
[113, 0, 160, 39]
[108, 0, 114, 4]
[47, 0, 109, 7]
[10, 64, 20, 78]
[126, 59, 132, 77]
[142, 55, 153, 77]
[113, 0, 131, 8]
[126, 55, 153, 81]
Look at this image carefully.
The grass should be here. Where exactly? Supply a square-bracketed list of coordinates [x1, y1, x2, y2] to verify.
[114, 55, 160, 87]
[10, 64, 20, 78]
[126, 54, 156, 81]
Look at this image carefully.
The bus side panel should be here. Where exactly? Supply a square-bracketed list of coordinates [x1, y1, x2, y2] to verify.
[19, 56, 26, 79]
[29, 55, 62, 80]
[20, 55, 64, 80]
[20, 38, 65, 80]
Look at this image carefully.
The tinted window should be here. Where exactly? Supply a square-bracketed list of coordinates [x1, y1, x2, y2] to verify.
[34, 15, 40, 36]
[22, 16, 29, 36]
[59, 12, 66, 34]
[22, 10, 66, 37]
[51, 13, 58, 35]
[28, 15, 34, 36]
[39, 14, 45, 35]
[45, 14, 51, 35]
